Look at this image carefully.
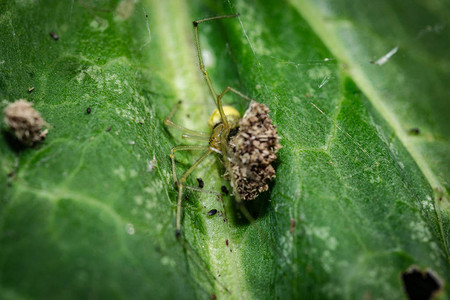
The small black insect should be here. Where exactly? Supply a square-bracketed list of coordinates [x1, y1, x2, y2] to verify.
[106, 126, 112, 132]
[197, 178, 204, 189]
[221, 185, 229, 195]
[207, 209, 218, 216]
[86, 107, 91, 114]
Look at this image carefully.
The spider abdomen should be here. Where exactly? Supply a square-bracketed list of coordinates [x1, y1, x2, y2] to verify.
[228, 101, 282, 201]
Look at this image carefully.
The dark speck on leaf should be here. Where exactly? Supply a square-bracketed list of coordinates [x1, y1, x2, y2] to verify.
[197, 178, 204, 188]
[207, 209, 217, 216]
[87, 107, 91, 114]
[106, 126, 112, 132]
[221, 185, 229, 195]
[409, 128, 420, 135]
[49, 31, 59, 41]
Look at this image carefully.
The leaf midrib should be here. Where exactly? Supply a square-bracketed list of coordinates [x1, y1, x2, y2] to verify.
[148, 1, 248, 298]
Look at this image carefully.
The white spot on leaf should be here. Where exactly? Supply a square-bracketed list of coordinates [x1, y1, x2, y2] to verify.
[126, 223, 135, 235]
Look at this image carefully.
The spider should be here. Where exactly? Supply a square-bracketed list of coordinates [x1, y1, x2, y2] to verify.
[164, 14, 280, 238]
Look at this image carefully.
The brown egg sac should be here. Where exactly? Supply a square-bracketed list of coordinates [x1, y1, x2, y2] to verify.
[228, 101, 282, 201]
[3, 99, 48, 146]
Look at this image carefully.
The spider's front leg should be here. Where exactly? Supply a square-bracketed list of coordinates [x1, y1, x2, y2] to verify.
[169, 147, 213, 237]
[164, 100, 209, 138]
[192, 14, 241, 127]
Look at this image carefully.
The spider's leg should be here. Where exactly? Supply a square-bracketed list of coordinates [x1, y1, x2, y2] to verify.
[173, 148, 214, 236]
[216, 86, 256, 123]
[164, 101, 209, 137]
[170, 146, 231, 294]
[181, 134, 210, 141]
[185, 185, 222, 196]
[193, 14, 239, 128]
[170, 145, 208, 190]
[217, 86, 255, 106]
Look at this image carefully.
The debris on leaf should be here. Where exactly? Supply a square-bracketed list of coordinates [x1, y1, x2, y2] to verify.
[372, 46, 398, 66]
[147, 151, 157, 172]
[228, 101, 282, 200]
[3, 99, 48, 146]
[49, 31, 59, 41]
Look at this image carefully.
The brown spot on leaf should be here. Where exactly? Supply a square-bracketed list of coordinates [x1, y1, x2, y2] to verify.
[290, 218, 296, 234]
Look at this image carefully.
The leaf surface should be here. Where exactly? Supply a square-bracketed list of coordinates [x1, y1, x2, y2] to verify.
[0, 0, 448, 299]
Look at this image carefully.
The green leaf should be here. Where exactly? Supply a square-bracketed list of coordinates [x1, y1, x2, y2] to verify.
[0, 0, 448, 299]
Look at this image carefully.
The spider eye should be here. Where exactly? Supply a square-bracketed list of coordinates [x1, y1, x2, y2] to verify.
[208, 106, 241, 129]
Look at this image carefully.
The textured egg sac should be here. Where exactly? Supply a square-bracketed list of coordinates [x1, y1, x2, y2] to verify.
[228, 101, 282, 200]
[3, 99, 48, 145]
